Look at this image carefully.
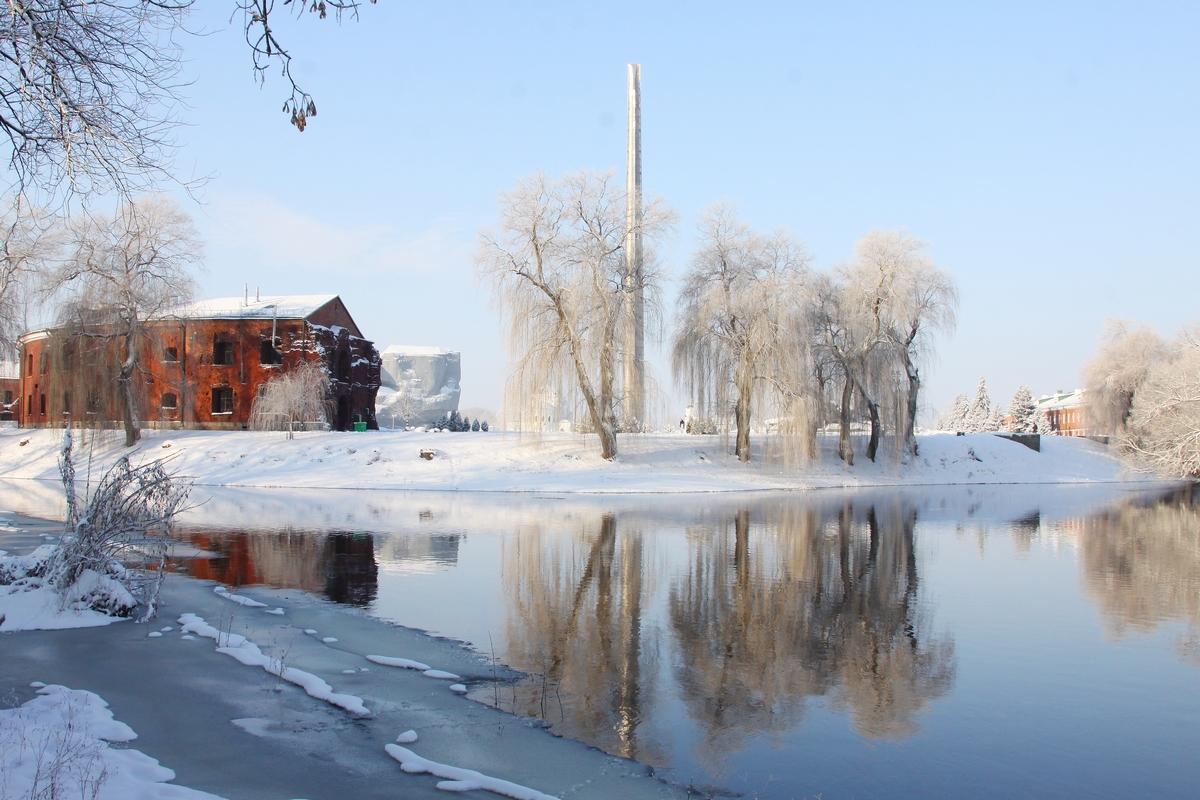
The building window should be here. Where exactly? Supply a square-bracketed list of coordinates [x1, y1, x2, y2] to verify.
[162, 392, 178, 410]
[26, 354, 31, 375]
[62, 393, 70, 414]
[213, 341, 234, 366]
[39, 394, 45, 415]
[38, 353, 47, 375]
[164, 346, 179, 362]
[260, 338, 283, 366]
[2, 390, 10, 404]
[211, 387, 233, 414]
[86, 392, 100, 413]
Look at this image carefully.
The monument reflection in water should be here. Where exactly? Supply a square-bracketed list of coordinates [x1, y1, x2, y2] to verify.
[163, 483, 1200, 799]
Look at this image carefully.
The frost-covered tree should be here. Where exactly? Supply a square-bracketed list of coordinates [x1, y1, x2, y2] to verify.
[1123, 325, 1200, 477]
[1007, 386, 1037, 433]
[673, 204, 814, 462]
[962, 378, 991, 433]
[869, 231, 958, 456]
[937, 394, 969, 431]
[471, 419, 480, 432]
[987, 403, 1005, 432]
[250, 361, 331, 438]
[1082, 319, 1166, 436]
[47, 196, 201, 446]
[478, 171, 672, 460]
[481, 420, 489, 432]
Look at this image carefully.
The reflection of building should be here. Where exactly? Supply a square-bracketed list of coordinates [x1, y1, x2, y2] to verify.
[17, 295, 381, 431]
[181, 528, 378, 607]
[1038, 389, 1089, 436]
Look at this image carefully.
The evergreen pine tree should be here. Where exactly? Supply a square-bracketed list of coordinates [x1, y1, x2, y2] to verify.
[1007, 386, 1038, 433]
[449, 410, 462, 431]
[963, 377, 991, 433]
[481, 420, 489, 432]
[939, 394, 970, 431]
[987, 403, 1005, 432]
[435, 413, 448, 431]
[472, 419, 480, 432]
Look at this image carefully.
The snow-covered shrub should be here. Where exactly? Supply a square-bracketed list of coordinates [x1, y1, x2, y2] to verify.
[43, 428, 191, 621]
[480, 421, 489, 432]
[471, 419, 480, 432]
[250, 361, 332, 439]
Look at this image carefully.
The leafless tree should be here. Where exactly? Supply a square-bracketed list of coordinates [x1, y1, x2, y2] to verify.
[47, 195, 201, 446]
[0, 194, 58, 352]
[1082, 319, 1166, 436]
[1123, 325, 1200, 477]
[250, 359, 331, 437]
[0, 0, 374, 201]
[672, 204, 814, 463]
[477, 171, 672, 460]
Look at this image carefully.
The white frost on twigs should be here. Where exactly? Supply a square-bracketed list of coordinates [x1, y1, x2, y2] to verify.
[177, 613, 370, 716]
[385, 744, 561, 800]
[366, 655, 432, 671]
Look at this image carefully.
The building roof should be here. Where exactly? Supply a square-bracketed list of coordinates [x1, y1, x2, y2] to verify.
[155, 295, 339, 321]
[1038, 389, 1085, 410]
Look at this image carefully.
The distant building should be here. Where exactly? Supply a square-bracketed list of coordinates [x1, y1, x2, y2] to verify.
[17, 294, 381, 431]
[0, 361, 18, 421]
[1038, 389, 1090, 437]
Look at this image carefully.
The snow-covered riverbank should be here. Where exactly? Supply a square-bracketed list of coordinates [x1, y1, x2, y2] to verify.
[0, 427, 1146, 494]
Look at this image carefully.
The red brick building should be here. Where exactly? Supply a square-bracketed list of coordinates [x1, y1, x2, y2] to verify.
[18, 295, 381, 431]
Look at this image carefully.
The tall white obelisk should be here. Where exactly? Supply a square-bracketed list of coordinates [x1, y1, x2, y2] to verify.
[623, 63, 645, 430]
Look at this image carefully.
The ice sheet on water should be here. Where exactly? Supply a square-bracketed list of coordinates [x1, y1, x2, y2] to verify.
[177, 613, 370, 716]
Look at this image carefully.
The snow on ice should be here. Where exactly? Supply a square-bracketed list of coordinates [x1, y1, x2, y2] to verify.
[0, 684, 227, 799]
[177, 613, 370, 716]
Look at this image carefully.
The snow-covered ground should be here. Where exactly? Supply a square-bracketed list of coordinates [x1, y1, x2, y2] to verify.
[0, 427, 1148, 494]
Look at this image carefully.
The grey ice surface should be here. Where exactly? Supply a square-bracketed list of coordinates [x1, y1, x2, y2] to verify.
[1, 571, 696, 800]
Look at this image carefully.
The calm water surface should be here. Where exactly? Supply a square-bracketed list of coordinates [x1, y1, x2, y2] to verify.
[155, 484, 1200, 798]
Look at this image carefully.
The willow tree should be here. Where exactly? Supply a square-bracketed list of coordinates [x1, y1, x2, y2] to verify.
[1082, 319, 1166, 437]
[476, 171, 671, 460]
[672, 204, 813, 463]
[49, 196, 202, 446]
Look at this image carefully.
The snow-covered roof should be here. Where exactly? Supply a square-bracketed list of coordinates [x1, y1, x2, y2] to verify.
[382, 345, 458, 356]
[155, 295, 338, 321]
[1038, 389, 1085, 410]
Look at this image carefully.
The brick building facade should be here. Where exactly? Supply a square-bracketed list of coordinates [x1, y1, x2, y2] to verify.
[17, 295, 381, 431]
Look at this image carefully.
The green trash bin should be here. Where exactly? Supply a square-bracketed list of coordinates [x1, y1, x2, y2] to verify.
[353, 421, 367, 432]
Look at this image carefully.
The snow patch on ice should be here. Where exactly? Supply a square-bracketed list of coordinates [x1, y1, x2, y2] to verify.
[230, 718, 273, 738]
[322, 637, 338, 643]
[448, 683, 467, 693]
[423, 669, 461, 680]
[177, 613, 370, 716]
[395, 729, 418, 744]
[265, 607, 285, 615]
[1, 684, 227, 799]
[213, 586, 267, 608]
[385, 744, 560, 800]
[367, 654, 432, 671]
[148, 631, 163, 638]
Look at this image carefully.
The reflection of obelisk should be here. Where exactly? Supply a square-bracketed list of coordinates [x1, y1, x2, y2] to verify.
[623, 63, 645, 429]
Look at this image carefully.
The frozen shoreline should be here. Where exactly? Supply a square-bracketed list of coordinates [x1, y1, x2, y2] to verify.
[1, 569, 693, 800]
[0, 427, 1150, 495]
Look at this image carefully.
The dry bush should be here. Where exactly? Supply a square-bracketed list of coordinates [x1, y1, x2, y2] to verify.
[44, 427, 191, 621]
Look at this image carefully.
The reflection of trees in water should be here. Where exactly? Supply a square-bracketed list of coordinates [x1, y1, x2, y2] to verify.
[671, 502, 955, 754]
[1080, 485, 1200, 663]
[182, 528, 378, 607]
[497, 498, 955, 768]
[499, 515, 657, 762]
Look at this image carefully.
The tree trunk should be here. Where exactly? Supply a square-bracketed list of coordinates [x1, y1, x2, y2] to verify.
[734, 361, 754, 463]
[860, 384, 881, 462]
[904, 356, 920, 458]
[839, 376, 854, 466]
[118, 325, 141, 447]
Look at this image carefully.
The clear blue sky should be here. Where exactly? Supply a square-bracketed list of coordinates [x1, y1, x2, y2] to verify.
[172, 1, 1199, 420]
